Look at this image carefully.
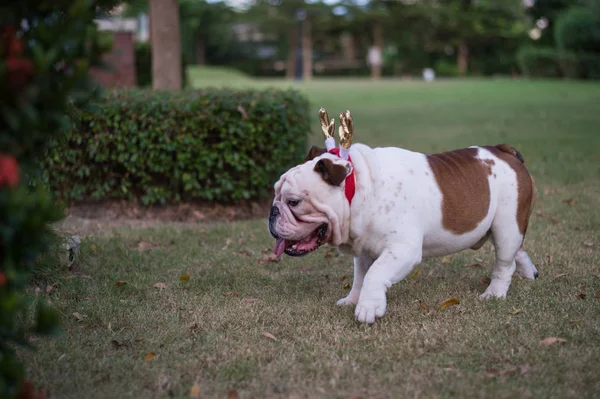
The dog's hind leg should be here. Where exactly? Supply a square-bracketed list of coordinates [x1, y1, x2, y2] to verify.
[480, 225, 522, 299]
[515, 246, 538, 280]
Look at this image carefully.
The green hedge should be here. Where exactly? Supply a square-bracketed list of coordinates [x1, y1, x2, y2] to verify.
[44, 88, 310, 205]
[516, 45, 600, 80]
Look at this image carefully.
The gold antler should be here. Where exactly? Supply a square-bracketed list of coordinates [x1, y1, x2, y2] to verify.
[319, 107, 335, 140]
[338, 110, 354, 150]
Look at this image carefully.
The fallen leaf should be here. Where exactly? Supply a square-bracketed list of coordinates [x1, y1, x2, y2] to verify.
[475, 257, 484, 262]
[46, 284, 55, 293]
[552, 273, 569, 281]
[111, 339, 128, 349]
[481, 277, 492, 285]
[90, 243, 97, 252]
[441, 257, 452, 264]
[550, 216, 560, 224]
[72, 312, 86, 321]
[438, 297, 460, 311]
[577, 292, 586, 300]
[324, 252, 332, 259]
[261, 332, 277, 341]
[574, 226, 583, 231]
[228, 390, 239, 399]
[563, 198, 576, 206]
[510, 308, 522, 315]
[114, 281, 128, 287]
[260, 254, 279, 263]
[419, 300, 430, 313]
[180, 273, 190, 283]
[153, 282, 166, 290]
[595, 274, 600, 279]
[543, 186, 551, 196]
[536, 210, 544, 216]
[190, 383, 201, 398]
[222, 238, 232, 250]
[243, 297, 258, 303]
[223, 291, 241, 297]
[545, 255, 554, 264]
[340, 275, 348, 281]
[409, 269, 420, 280]
[583, 241, 594, 247]
[145, 352, 156, 361]
[237, 238, 244, 245]
[343, 283, 351, 289]
[540, 337, 567, 346]
[137, 241, 155, 251]
[596, 292, 600, 300]
[568, 318, 584, 324]
[467, 263, 483, 269]
[518, 364, 531, 375]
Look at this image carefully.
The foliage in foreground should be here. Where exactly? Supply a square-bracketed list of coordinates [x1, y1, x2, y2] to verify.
[45, 88, 310, 205]
[0, 1, 111, 397]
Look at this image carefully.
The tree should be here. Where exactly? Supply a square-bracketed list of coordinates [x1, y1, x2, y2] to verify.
[179, 0, 235, 66]
[149, 0, 182, 90]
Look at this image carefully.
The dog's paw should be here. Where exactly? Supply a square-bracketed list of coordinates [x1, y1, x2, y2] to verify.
[479, 284, 508, 300]
[354, 291, 387, 324]
[336, 293, 359, 306]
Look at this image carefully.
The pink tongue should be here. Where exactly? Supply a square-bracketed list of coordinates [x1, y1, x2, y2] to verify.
[274, 238, 286, 258]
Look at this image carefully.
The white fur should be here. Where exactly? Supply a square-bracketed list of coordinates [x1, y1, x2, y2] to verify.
[272, 144, 537, 324]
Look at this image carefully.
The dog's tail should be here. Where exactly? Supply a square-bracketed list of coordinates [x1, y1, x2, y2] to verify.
[495, 144, 525, 164]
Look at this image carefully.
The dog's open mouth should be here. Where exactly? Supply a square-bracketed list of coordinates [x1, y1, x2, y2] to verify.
[273, 224, 328, 257]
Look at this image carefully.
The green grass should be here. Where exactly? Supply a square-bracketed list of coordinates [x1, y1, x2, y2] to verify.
[22, 73, 600, 398]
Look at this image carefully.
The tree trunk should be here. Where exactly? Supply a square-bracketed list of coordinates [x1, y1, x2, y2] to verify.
[149, 0, 182, 90]
[458, 41, 468, 77]
[195, 36, 205, 66]
[302, 16, 312, 81]
[371, 18, 383, 80]
[286, 27, 297, 80]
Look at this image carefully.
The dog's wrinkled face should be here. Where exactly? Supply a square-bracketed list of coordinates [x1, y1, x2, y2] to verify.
[268, 148, 353, 258]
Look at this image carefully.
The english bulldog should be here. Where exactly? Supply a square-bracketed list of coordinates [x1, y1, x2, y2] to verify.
[268, 108, 538, 324]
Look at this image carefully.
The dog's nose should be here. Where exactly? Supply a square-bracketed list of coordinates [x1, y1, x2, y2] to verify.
[269, 206, 280, 220]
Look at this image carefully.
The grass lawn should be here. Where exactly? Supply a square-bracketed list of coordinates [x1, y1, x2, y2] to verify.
[22, 70, 600, 398]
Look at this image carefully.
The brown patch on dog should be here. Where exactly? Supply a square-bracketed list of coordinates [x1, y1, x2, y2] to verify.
[485, 144, 535, 235]
[314, 158, 348, 186]
[482, 159, 495, 175]
[427, 148, 491, 235]
[304, 146, 327, 163]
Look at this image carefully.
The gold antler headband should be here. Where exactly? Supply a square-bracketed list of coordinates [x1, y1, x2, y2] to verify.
[338, 110, 353, 159]
[319, 107, 336, 151]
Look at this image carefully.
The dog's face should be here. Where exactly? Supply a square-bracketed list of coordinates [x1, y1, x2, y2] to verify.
[268, 147, 353, 258]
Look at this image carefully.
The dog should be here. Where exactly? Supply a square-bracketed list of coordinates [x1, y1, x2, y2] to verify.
[268, 108, 538, 324]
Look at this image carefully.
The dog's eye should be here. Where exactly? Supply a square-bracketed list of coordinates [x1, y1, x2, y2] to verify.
[288, 199, 300, 207]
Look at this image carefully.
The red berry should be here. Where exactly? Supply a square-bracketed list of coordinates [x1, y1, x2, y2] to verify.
[0, 154, 20, 188]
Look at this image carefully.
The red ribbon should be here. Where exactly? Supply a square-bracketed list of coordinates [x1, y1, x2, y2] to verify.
[327, 148, 356, 205]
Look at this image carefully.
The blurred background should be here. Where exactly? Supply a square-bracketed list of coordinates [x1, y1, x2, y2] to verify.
[93, 0, 600, 89]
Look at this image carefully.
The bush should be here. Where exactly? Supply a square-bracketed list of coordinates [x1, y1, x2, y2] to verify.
[0, 1, 111, 398]
[44, 88, 310, 205]
[135, 42, 189, 88]
[555, 6, 600, 54]
[516, 46, 563, 78]
[434, 59, 460, 77]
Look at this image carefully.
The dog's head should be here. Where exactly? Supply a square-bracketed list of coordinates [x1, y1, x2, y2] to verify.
[268, 146, 353, 257]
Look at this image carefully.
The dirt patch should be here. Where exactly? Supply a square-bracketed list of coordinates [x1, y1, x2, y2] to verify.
[55, 199, 272, 236]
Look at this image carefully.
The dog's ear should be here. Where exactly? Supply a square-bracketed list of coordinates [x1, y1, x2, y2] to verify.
[314, 158, 351, 186]
[304, 146, 327, 163]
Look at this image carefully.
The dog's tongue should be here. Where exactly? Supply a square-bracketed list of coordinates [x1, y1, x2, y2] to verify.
[274, 238, 286, 258]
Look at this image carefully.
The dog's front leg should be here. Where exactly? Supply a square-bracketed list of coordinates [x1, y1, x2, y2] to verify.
[355, 245, 422, 324]
[336, 254, 373, 306]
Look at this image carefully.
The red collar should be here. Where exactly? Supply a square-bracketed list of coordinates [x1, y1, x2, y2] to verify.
[327, 148, 356, 205]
